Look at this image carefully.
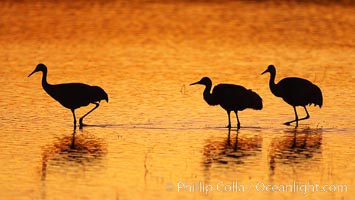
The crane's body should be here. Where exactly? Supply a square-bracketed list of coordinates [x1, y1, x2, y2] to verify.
[211, 84, 262, 112]
[272, 77, 322, 107]
[44, 83, 107, 110]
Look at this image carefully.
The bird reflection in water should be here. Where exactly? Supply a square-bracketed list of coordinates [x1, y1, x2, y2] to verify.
[268, 128, 322, 177]
[203, 128, 262, 167]
[41, 131, 107, 181]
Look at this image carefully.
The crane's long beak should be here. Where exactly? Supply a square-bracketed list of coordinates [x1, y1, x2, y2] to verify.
[28, 70, 36, 77]
[190, 81, 200, 86]
[190, 79, 203, 85]
[261, 69, 269, 75]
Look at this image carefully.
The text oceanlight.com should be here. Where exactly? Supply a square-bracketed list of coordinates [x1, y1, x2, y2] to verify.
[167, 181, 348, 195]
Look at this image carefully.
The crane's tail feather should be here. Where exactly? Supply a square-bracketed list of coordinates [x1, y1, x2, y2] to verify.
[91, 86, 109, 103]
[310, 84, 323, 108]
[248, 90, 263, 110]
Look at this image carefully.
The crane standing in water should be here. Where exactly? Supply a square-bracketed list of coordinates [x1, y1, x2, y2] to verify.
[262, 65, 323, 127]
[28, 63, 108, 130]
[190, 77, 263, 129]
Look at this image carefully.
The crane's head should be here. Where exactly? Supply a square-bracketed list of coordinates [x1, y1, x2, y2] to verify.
[28, 63, 47, 77]
[190, 77, 212, 86]
[261, 64, 276, 75]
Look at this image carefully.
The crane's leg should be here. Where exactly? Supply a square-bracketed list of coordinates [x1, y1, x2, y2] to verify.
[235, 111, 240, 130]
[79, 103, 99, 129]
[226, 110, 231, 128]
[297, 106, 310, 122]
[71, 109, 77, 130]
[284, 106, 299, 127]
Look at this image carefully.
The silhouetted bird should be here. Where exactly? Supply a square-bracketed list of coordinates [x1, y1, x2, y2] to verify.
[28, 63, 108, 130]
[190, 77, 263, 129]
[262, 65, 323, 127]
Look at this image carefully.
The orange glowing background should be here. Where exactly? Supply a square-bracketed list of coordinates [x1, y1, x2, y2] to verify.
[0, 0, 354, 199]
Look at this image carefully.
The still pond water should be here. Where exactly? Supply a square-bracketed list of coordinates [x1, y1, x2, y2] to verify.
[0, 0, 354, 199]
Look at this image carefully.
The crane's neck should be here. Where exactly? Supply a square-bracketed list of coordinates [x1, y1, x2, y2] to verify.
[268, 71, 279, 96]
[203, 84, 218, 106]
[40, 69, 52, 92]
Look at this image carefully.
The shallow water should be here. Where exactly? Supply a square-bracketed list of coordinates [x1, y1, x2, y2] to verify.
[0, 0, 354, 199]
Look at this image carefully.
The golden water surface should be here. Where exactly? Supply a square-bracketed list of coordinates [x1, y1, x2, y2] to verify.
[0, 0, 354, 199]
